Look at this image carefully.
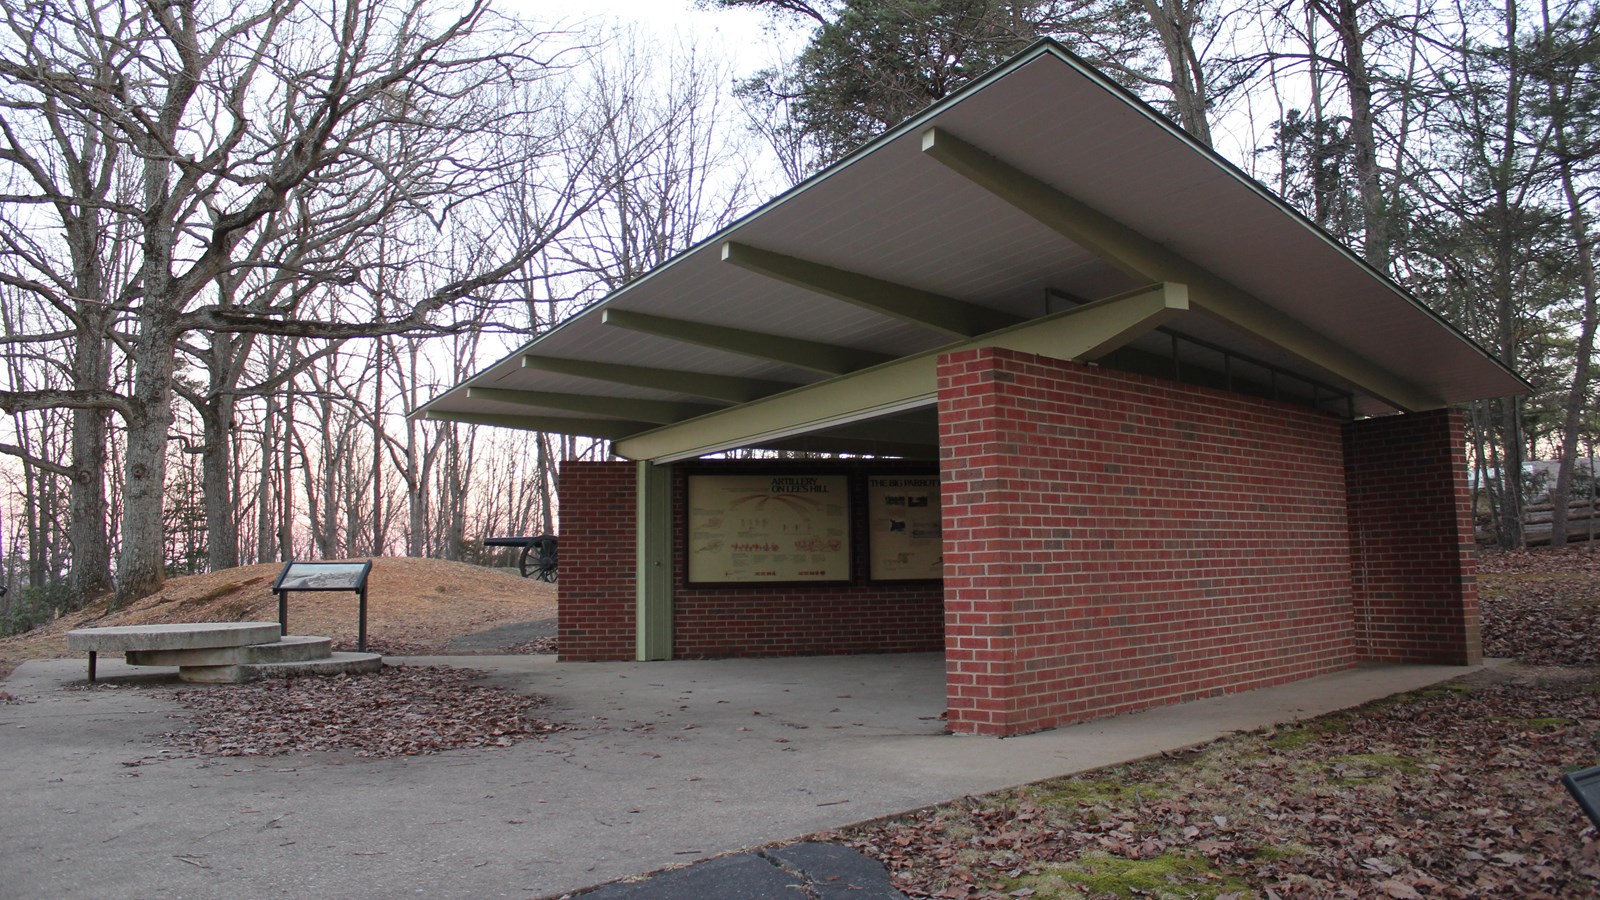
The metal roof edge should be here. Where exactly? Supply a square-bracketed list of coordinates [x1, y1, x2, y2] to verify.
[1018, 38, 1528, 393]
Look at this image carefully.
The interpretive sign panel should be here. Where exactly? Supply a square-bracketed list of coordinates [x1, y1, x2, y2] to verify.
[867, 475, 943, 581]
[1564, 765, 1600, 830]
[687, 474, 851, 584]
[273, 562, 371, 592]
[273, 560, 373, 651]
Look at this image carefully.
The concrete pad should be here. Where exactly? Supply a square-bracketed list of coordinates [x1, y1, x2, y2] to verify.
[177, 651, 383, 684]
[126, 635, 332, 668]
[65, 622, 281, 653]
[245, 651, 383, 680]
[0, 653, 1479, 899]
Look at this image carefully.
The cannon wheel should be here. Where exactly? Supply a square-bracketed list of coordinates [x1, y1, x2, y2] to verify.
[518, 544, 557, 582]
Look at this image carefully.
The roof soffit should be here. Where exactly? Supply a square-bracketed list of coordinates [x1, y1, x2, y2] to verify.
[416, 41, 1524, 454]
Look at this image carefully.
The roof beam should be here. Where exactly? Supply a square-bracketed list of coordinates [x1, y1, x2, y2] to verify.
[520, 356, 800, 404]
[615, 283, 1187, 462]
[466, 387, 721, 425]
[721, 241, 1022, 338]
[920, 126, 1443, 412]
[753, 435, 940, 459]
[423, 410, 651, 441]
[818, 415, 939, 446]
[602, 309, 894, 376]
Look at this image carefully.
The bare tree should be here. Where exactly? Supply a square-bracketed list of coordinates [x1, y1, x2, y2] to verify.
[0, 0, 614, 606]
[562, 31, 761, 289]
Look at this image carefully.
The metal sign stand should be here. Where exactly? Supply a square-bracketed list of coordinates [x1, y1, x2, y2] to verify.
[271, 560, 374, 652]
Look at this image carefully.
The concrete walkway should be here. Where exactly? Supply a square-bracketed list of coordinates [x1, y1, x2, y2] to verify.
[0, 653, 1476, 898]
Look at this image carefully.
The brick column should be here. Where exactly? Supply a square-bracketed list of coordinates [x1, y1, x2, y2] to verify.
[938, 349, 1028, 736]
[1343, 410, 1481, 665]
[557, 461, 637, 661]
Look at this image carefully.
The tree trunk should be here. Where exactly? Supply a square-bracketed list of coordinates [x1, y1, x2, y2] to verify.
[1497, 397, 1525, 549]
[113, 324, 178, 607]
[1547, 105, 1599, 546]
[67, 310, 113, 598]
[371, 343, 387, 557]
[1141, 0, 1213, 146]
[200, 387, 241, 571]
[257, 394, 279, 564]
[1490, 0, 1524, 550]
[537, 431, 555, 536]
[281, 396, 297, 562]
[1322, 0, 1391, 271]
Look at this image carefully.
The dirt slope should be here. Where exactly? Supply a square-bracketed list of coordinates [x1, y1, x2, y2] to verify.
[0, 557, 555, 676]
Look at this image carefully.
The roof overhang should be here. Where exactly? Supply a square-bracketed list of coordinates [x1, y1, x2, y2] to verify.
[417, 40, 1526, 461]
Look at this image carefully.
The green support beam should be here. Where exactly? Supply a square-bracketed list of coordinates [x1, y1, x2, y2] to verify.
[635, 461, 673, 661]
[466, 386, 721, 425]
[601, 309, 894, 376]
[521, 356, 800, 404]
[817, 415, 939, 447]
[920, 126, 1443, 413]
[614, 283, 1188, 462]
[721, 241, 1022, 338]
[754, 435, 940, 459]
[423, 410, 652, 441]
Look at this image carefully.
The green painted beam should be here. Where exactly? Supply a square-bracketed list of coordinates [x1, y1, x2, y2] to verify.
[920, 126, 1442, 413]
[466, 386, 721, 425]
[521, 356, 800, 404]
[636, 461, 673, 661]
[613, 283, 1188, 462]
[822, 416, 939, 446]
[423, 410, 652, 441]
[601, 309, 894, 377]
[754, 435, 940, 459]
[721, 241, 1022, 338]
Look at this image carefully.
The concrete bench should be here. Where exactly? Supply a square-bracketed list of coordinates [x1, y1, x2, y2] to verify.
[65, 622, 380, 684]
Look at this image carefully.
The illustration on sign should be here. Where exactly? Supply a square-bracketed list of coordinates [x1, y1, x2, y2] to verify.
[687, 475, 851, 583]
[867, 476, 942, 580]
[274, 562, 370, 591]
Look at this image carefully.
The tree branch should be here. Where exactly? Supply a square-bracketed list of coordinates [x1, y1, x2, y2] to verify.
[0, 389, 131, 417]
[0, 442, 76, 479]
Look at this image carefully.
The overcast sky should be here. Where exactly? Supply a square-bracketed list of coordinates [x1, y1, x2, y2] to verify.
[513, 0, 804, 75]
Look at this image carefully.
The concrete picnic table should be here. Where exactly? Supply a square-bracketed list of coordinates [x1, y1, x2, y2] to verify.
[65, 622, 282, 683]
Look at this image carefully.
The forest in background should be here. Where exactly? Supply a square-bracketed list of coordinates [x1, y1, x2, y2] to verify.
[0, 0, 1596, 632]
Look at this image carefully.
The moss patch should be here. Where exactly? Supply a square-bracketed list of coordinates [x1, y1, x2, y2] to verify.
[1490, 716, 1578, 728]
[1407, 681, 1477, 701]
[1252, 842, 1309, 862]
[1007, 852, 1253, 899]
[1023, 775, 1167, 810]
[1325, 753, 1423, 785]
[1267, 727, 1317, 751]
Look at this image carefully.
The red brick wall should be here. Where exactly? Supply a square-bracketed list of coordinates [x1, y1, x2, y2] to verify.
[557, 460, 945, 661]
[939, 347, 1357, 736]
[671, 462, 944, 658]
[1344, 410, 1481, 665]
[557, 461, 637, 661]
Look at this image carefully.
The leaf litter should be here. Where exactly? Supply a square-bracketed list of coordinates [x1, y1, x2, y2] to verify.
[831, 544, 1600, 898]
[162, 665, 563, 759]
